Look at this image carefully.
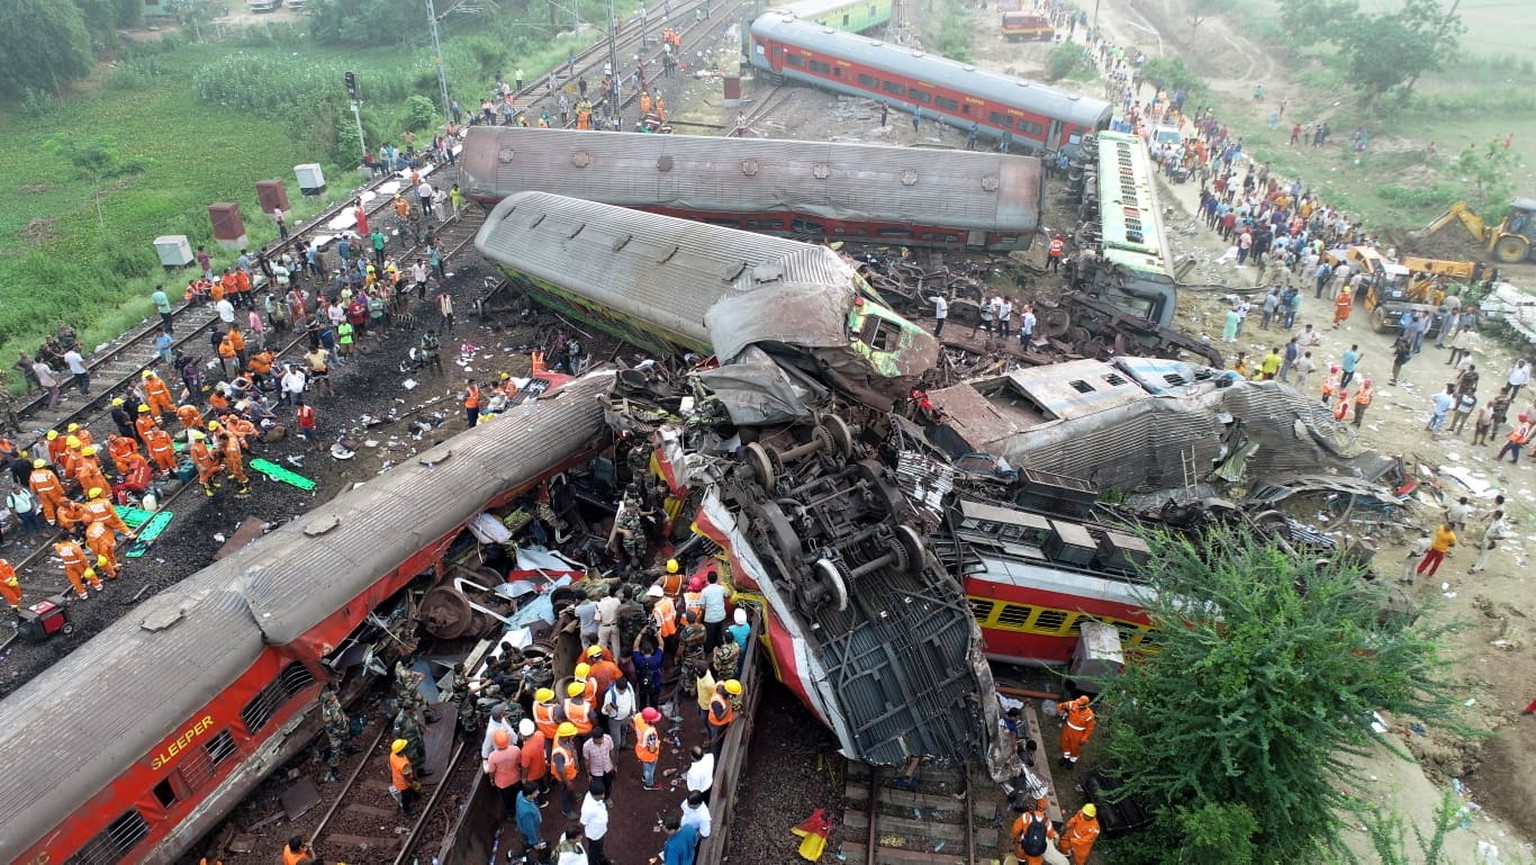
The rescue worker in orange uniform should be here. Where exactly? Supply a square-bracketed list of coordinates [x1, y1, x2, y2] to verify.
[1057, 695, 1096, 767]
[248, 350, 276, 383]
[463, 379, 482, 428]
[659, 558, 684, 597]
[28, 459, 65, 525]
[176, 403, 206, 432]
[1058, 803, 1101, 865]
[107, 434, 141, 474]
[1046, 234, 1065, 272]
[633, 705, 663, 790]
[66, 422, 94, 448]
[75, 446, 109, 499]
[217, 333, 240, 379]
[59, 435, 84, 481]
[550, 721, 581, 818]
[55, 539, 102, 599]
[135, 405, 161, 442]
[111, 452, 154, 505]
[220, 414, 257, 449]
[649, 586, 680, 658]
[562, 680, 595, 739]
[389, 738, 421, 816]
[85, 519, 120, 580]
[220, 424, 250, 495]
[0, 558, 20, 612]
[707, 679, 741, 756]
[1332, 286, 1353, 328]
[45, 429, 67, 465]
[533, 687, 562, 742]
[144, 426, 178, 474]
[143, 370, 175, 418]
[188, 430, 222, 497]
[281, 836, 313, 865]
[1012, 800, 1057, 865]
[81, 487, 131, 535]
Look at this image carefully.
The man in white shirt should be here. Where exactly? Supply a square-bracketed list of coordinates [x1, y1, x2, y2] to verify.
[579, 786, 610, 865]
[1018, 304, 1037, 348]
[62, 348, 89, 395]
[685, 745, 714, 799]
[927, 295, 948, 337]
[680, 791, 712, 838]
[215, 297, 237, 325]
[32, 360, 61, 407]
[602, 678, 636, 749]
[482, 703, 516, 759]
[699, 571, 728, 650]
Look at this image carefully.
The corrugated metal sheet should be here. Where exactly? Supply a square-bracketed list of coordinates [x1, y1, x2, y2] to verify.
[476, 192, 864, 352]
[751, 13, 1114, 130]
[0, 578, 264, 860]
[1002, 358, 1152, 420]
[459, 127, 1042, 237]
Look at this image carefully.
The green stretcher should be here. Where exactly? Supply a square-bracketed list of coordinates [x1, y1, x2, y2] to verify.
[121, 508, 175, 558]
[250, 458, 316, 491]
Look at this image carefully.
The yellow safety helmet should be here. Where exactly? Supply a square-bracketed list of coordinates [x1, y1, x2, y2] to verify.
[1082, 804, 1097, 818]
[96, 555, 110, 567]
[88, 487, 104, 499]
[586, 645, 603, 658]
[557, 722, 578, 738]
[207, 421, 221, 431]
[142, 370, 155, 379]
[535, 688, 555, 703]
[67, 423, 80, 433]
[724, 679, 743, 695]
[666, 559, 679, 574]
[46, 430, 59, 441]
[111, 398, 125, 407]
[65, 436, 81, 448]
[138, 405, 151, 413]
[574, 663, 591, 679]
[391, 739, 408, 754]
[33, 459, 46, 469]
[188, 430, 205, 442]
[81, 446, 97, 457]
[566, 681, 585, 698]
[82, 568, 96, 581]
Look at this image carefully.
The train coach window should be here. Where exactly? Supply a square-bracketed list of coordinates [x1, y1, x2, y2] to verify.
[996, 603, 1034, 628]
[989, 111, 1013, 127]
[859, 315, 903, 351]
[908, 89, 931, 104]
[152, 779, 178, 809]
[785, 54, 805, 68]
[1017, 119, 1045, 136]
[934, 96, 959, 111]
[1033, 609, 1070, 633]
[881, 80, 905, 97]
[857, 73, 879, 88]
[808, 60, 832, 74]
[67, 809, 150, 865]
[239, 662, 317, 734]
[969, 598, 996, 621]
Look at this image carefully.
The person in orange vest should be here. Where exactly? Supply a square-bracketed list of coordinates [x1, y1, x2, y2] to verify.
[634, 706, 663, 790]
[45, 429, 68, 465]
[1012, 800, 1057, 865]
[518, 718, 549, 799]
[66, 422, 94, 449]
[533, 687, 563, 741]
[1058, 803, 1101, 865]
[111, 452, 154, 505]
[143, 426, 178, 474]
[56, 498, 87, 533]
[134, 405, 161, 443]
[563, 681, 595, 740]
[217, 333, 240, 380]
[707, 679, 741, 756]
[1332, 388, 1350, 422]
[75, 446, 109, 498]
[143, 370, 175, 418]
[220, 424, 251, 496]
[281, 835, 313, 865]
[647, 585, 680, 657]
[1046, 234, 1065, 272]
[464, 378, 482, 427]
[0, 558, 21, 613]
[550, 721, 582, 818]
[572, 662, 598, 703]
[1353, 378, 1375, 428]
[659, 558, 684, 597]
[176, 403, 206, 432]
[28, 459, 65, 524]
[59, 435, 84, 481]
[1498, 412, 1532, 463]
[188, 430, 222, 497]
[81, 487, 131, 535]
[85, 520, 120, 580]
[55, 538, 102, 599]
[656, 96, 667, 123]
[1056, 695, 1096, 768]
[389, 738, 422, 816]
[107, 434, 141, 474]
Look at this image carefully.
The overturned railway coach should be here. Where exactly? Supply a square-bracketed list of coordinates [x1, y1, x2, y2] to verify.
[458, 127, 1045, 251]
[750, 12, 1113, 154]
[0, 373, 613, 865]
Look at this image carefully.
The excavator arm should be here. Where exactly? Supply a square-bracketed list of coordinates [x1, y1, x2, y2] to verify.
[1422, 201, 1489, 242]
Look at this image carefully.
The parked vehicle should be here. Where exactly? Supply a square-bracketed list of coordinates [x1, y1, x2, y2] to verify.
[1002, 11, 1054, 41]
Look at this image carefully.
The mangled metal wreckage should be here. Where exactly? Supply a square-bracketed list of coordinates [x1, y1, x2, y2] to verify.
[476, 192, 1390, 773]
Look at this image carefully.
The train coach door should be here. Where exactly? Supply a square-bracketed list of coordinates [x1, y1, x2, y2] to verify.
[1047, 119, 1064, 151]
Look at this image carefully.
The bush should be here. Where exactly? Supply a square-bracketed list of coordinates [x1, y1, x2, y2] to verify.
[404, 94, 439, 131]
[1046, 41, 1083, 80]
[1140, 55, 1208, 99]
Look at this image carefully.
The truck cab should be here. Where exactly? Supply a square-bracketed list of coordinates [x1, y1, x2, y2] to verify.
[1001, 11, 1054, 41]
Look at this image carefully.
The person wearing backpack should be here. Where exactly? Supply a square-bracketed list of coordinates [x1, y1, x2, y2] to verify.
[7, 485, 43, 536]
[1012, 801, 1056, 865]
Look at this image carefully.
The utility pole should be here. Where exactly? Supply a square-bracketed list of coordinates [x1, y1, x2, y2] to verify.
[607, 0, 621, 121]
[425, 0, 452, 121]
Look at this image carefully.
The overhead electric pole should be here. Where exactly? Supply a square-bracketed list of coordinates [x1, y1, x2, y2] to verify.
[426, 0, 453, 121]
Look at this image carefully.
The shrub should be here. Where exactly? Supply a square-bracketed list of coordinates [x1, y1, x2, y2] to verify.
[1046, 41, 1082, 81]
[404, 94, 439, 131]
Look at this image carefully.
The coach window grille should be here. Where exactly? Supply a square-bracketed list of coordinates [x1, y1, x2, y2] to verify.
[968, 598, 997, 622]
[66, 809, 150, 865]
[996, 604, 1033, 628]
[240, 662, 317, 734]
[1034, 609, 1069, 633]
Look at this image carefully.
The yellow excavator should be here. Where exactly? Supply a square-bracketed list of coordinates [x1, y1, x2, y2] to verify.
[1421, 200, 1536, 263]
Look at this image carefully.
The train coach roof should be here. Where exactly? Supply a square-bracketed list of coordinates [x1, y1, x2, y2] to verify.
[476, 191, 866, 355]
[237, 371, 614, 644]
[459, 127, 1043, 236]
[751, 13, 1113, 130]
[0, 577, 266, 861]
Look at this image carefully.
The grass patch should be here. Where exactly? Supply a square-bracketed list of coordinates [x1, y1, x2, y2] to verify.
[923, 0, 974, 63]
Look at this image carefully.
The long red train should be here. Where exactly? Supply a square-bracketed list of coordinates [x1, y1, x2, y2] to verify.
[0, 372, 607, 865]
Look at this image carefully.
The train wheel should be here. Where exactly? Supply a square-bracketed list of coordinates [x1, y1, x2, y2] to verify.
[757, 500, 805, 566]
[895, 524, 925, 576]
[1493, 234, 1530, 264]
[1041, 308, 1071, 338]
[813, 559, 850, 612]
[745, 441, 776, 489]
[825, 415, 854, 459]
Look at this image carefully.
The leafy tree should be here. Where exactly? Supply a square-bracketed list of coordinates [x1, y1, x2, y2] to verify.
[307, 0, 426, 46]
[1099, 528, 1459, 865]
[1140, 56, 1208, 99]
[1342, 0, 1463, 105]
[0, 0, 94, 95]
[1046, 42, 1082, 81]
[118, 0, 145, 29]
[404, 94, 440, 131]
[47, 135, 150, 229]
[1362, 788, 1461, 865]
[1277, 0, 1358, 51]
[1452, 142, 1517, 211]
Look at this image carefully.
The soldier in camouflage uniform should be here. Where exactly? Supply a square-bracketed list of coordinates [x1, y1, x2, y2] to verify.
[615, 485, 652, 570]
[319, 685, 356, 783]
[677, 611, 708, 698]
[710, 638, 741, 684]
[393, 706, 427, 774]
[395, 660, 438, 723]
[448, 663, 479, 734]
[617, 585, 651, 651]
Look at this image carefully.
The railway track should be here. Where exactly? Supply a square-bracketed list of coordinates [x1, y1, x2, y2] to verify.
[739, 85, 791, 130]
[842, 760, 1010, 865]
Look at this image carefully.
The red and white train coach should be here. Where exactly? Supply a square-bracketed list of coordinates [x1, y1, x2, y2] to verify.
[1, 372, 610, 865]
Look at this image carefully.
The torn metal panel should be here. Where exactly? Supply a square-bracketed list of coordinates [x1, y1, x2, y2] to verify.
[693, 346, 829, 427]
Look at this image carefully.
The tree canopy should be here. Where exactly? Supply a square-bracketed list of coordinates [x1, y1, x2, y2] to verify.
[1099, 528, 1458, 865]
[0, 0, 95, 96]
[1341, 0, 1463, 104]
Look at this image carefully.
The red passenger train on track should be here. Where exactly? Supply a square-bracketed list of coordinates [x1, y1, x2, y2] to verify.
[749, 12, 1113, 154]
[0, 372, 607, 865]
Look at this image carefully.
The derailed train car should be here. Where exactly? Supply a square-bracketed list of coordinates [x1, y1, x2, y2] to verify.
[476, 190, 939, 410]
[458, 127, 1045, 251]
[0, 373, 613, 865]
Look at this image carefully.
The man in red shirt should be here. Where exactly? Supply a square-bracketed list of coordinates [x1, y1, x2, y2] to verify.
[295, 399, 318, 451]
[485, 727, 523, 814]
